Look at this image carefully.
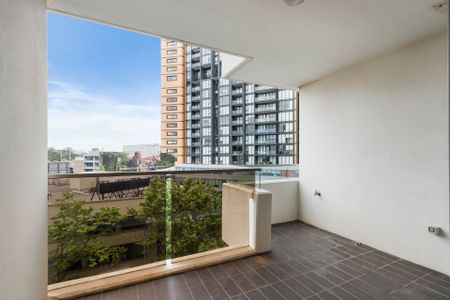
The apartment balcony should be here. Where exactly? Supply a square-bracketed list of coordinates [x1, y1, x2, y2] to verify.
[256, 151, 277, 155]
[231, 89, 243, 95]
[255, 96, 277, 103]
[191, 96, 201, 102]
[191, 132, 201, 138]
[231, 109, 243, 115]
[279, 150, 294, 155]
[3, 1, 449, 299]
[255, 118, 277, 124]
[255, 129, 277, 134]
[256, 140, 277, 145]
[191, 122, 201, 128]
[232, 130, 243, 135]
[191, 142, 201, 147]
[191, 86, 201, 92]
[191, 113, 201, 119]
[232, 99, 243, 105]
[232, 119, 243, 125]
[191, 104, 201, 111]
[254, 85, 277, 92]
[255, 106, 276, 113]
[191, 62, 201, 69]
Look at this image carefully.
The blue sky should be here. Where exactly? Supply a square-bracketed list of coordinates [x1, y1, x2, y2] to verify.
[48, 12, 161, 152]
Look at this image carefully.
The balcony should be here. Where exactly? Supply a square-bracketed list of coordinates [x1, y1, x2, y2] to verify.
[255, 128, 277, 134]
[231, 89, 243, 95]
[255, 118, 276, 124]
[255, 106, 276, 113]
[256, 139, 277, 145]
[254, 85, 277, 92]
[255, 151, 277, 155]
[4, 1, 450, 299]
[232, 99, 243, 105]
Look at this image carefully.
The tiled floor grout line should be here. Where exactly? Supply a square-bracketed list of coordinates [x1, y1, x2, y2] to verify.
[420, 274, 450, 291]
[181, 273, 198, 300]
[387, 271, 432, 296]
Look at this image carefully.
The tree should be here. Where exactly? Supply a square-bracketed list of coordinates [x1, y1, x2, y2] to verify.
[138, 177, 225, 260]
[157, 153, 176, 167]
[170, 178, 225, 257]
[101, 152, 129, 171]
[48, 147, 79, 161]
[48, 193, 126, 282]
[139, 176, 167, 260]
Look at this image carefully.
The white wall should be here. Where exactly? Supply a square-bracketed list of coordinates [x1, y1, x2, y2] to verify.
[299, 32, 449, 275]
[0, 0, 47, 299]
[262, 179, 299, 224]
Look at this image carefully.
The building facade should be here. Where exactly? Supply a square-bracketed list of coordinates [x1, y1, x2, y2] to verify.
[160, 39, 186, 163]
[185, 45, 298, 165]
[161, 41, 298, 165]
[83, 148, 100, 172]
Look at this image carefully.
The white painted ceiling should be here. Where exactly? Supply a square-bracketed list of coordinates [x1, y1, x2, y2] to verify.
[48, 0, 447, 89]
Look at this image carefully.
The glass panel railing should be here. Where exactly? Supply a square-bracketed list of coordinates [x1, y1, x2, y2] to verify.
[168, 169, 257, 260]
[258, 165, 299, 182]
[48, 168, 260, 284]
[48, 174, 167, 284]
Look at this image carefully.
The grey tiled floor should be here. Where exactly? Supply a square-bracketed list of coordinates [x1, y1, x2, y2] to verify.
[79, 222, 450, 299]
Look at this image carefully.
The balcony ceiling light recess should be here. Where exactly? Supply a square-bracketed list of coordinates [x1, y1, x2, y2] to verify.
[282, 0, 305, 7]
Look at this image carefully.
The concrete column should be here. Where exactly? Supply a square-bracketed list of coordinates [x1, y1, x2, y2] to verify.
[0, 0, 47, 299]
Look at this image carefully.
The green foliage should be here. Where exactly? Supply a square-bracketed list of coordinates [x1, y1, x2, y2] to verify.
[48, 177, 226, 282]
[48, 193, 126, 282]
[170, 178, 225, 257]
[101, 152, 129, 171]
[157, 153, 176, 167]
[48, 147, 78, 161]
[139, 176, 167, 260]
[138, 177, 225, 260]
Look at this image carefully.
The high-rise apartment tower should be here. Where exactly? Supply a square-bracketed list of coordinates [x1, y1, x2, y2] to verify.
[160, 39, 186, 163]
[161, 41, 298, 165]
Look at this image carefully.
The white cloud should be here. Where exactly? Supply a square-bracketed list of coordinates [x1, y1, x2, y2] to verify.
[48, 81, 160, 152]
